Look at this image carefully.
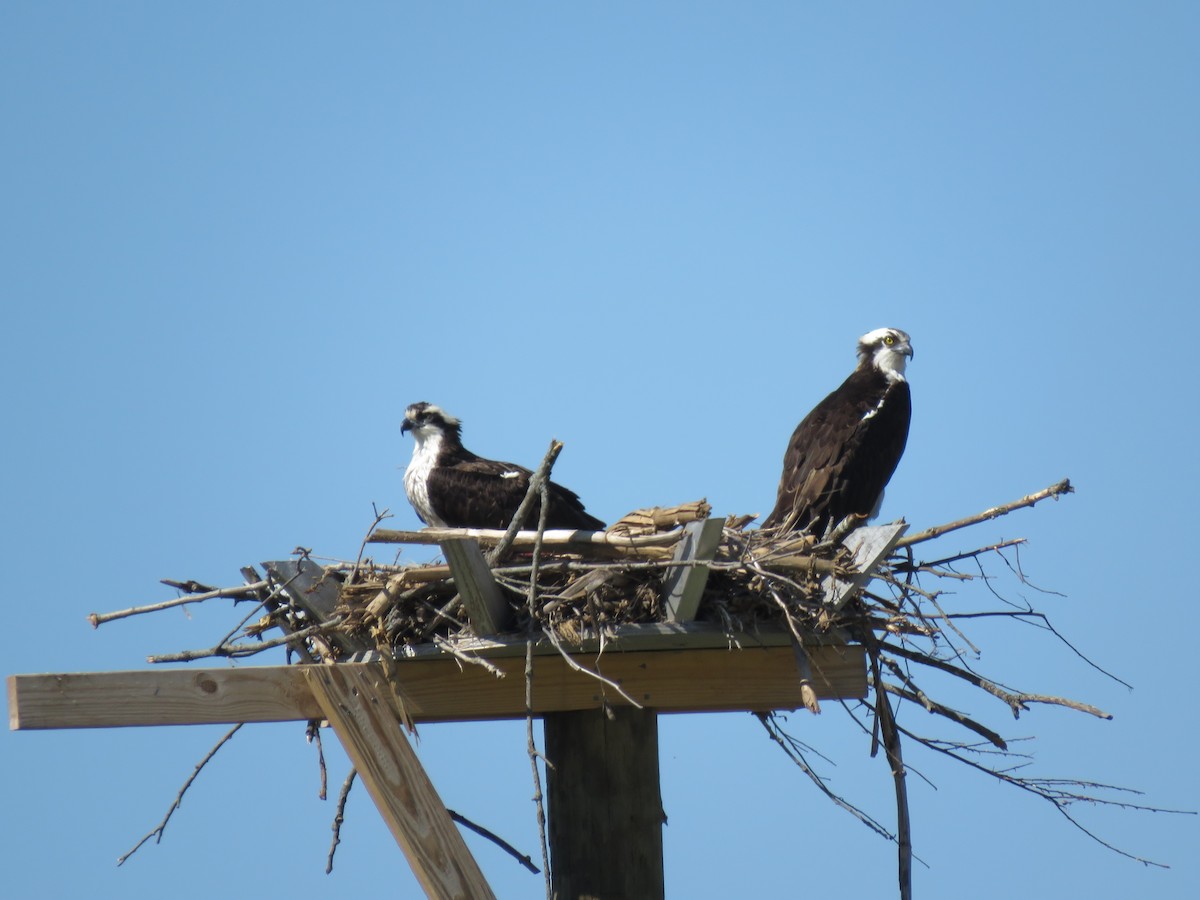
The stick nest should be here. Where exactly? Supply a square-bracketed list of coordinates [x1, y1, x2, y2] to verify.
[328, 500, 850, 660]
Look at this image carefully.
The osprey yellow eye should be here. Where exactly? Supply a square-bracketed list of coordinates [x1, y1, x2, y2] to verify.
[884, 335, 895, 345]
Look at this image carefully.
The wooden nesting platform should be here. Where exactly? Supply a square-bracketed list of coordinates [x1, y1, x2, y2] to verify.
[9, 514, 906, 729]
[8, 626, 866, 731]
[6, 513, 907, 900]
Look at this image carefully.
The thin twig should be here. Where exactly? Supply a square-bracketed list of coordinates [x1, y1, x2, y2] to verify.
[118, 724, 243, 865]
[488, 440, 564, 567]
[525, 461, 555, 900]
[307, 720, 328, 800]
[147, 619, 343, 664]
[352, 503, 393, 581]
[892, 538, 1027, 573]
[540, 624, 645, 710]
[447, 809, 541, 874]
[878, 677, 1007, 750]
[326, 768, 357, 874]
[897, 721, 1181, 868]
[756, 713, 895, 839]
[431, 634, 506, 678]
[880, 640, 1113, 720]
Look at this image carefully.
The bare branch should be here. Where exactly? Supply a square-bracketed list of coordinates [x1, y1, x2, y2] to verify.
[488, 440, 564, 567]
[326, 768, 356, 874]
[307, 720, 328, 800]
[880, 640, 1113, 720]
[89, 581, 268, 628]
[898, 721, 1184, 868]
[147, 619, 343, 664]
[118, 724, 243, 865]
[351, 503, 393, 581]
[526, 463, 555, 900]
[896, 479, 1073, 548]
[756, 712, 895, 840]
[447, 809, 541, 874]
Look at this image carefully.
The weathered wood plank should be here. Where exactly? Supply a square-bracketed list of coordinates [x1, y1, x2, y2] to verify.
[8, 644, 867, 730]
[545, 708, 664, 900]
[821, 522, 909, 612]
[263, 558, 370, 655]
[8, 666, 323, 729]
[438, 538, 510, 634]
[303, 666, 495, 900]
[663, 518, 726, 623]
[263, 558, 340, 619]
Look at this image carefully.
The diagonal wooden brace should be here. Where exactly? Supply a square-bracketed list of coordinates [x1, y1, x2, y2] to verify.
[302, 665, 496, 900]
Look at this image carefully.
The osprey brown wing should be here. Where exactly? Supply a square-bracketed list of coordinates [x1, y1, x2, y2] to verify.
[764, 328, 913, 536]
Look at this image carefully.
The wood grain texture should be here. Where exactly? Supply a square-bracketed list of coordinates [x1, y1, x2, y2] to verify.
[439, 538, 510, 634]
[9, 644, 866, 731]
[546, 708, 664, 900]
[8, 666, 322, 730]
[820, 521, 909, 611]
[303, 665, 495, 900]
[663, 517, 726, 623]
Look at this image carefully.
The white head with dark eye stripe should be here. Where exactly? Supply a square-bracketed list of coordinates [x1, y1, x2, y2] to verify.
[401, 401, 462, 445]
[857, 327, 914, 382]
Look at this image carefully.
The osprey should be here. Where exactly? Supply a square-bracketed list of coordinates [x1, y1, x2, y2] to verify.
[400, 402, 605, 531]
[763, 327, 914, 536]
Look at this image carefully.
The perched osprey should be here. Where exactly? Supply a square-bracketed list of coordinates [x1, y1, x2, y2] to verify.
[400, 402, 605, 531]
[763, 327, 914, 536]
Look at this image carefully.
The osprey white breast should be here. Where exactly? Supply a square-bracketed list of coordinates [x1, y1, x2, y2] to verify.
[403, 426, 447, 527]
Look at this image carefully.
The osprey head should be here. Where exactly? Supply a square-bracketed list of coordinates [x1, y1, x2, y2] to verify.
[401, 402, 462, 443]
[857, 327, 914, 381]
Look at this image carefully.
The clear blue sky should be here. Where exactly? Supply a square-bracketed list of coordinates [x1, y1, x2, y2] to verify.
[2, 3, 1197, 898]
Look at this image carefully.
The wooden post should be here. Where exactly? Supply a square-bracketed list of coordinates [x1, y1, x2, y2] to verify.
[544, 708, 664, 900]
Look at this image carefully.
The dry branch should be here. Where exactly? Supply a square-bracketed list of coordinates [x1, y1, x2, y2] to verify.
[147, 619, 343, 664]
[326, 768, 356, 874]
[896, 479, 1073, 547]
[447, 809, 541, 875]
[89, 581, 268, 627]
[118, 724, 243, 866]
[369, 526, 682, 552]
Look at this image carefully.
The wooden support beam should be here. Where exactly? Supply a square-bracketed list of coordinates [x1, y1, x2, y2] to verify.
[821, 522, 909, 612]
[545, 708, 664, 900]
[8, 644, 867, 731]
[353, 622, 825, 662]
[9, 666, 321, 729]
[302, 666, 496, 900]
[438, 538, 510, 634]
[663, 517, 726, 623]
